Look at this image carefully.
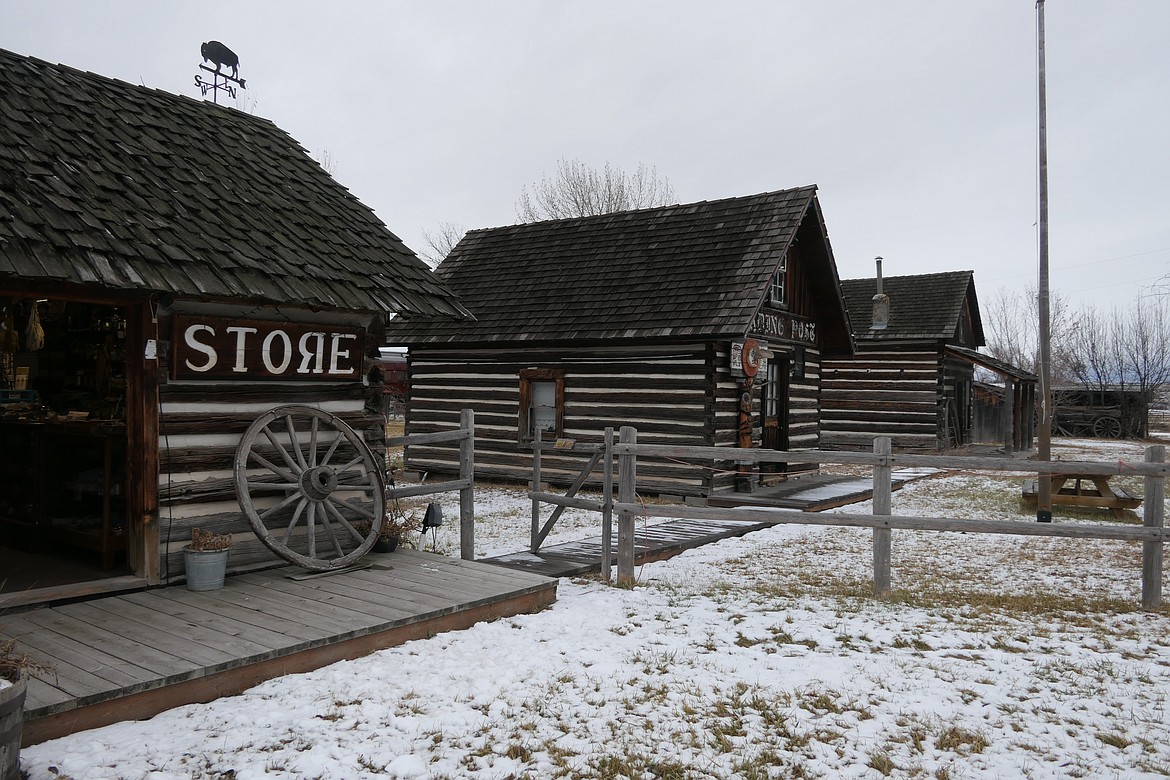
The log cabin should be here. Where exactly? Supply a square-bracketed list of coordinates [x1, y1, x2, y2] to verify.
[385, 186, 854, 498]
[821, 265, 1035, 452]
[0, 48, 468, 606]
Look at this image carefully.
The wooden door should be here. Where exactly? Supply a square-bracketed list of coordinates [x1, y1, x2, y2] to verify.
[760, 357, 789, 476]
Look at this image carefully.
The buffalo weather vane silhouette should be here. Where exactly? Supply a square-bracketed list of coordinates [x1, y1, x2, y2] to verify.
[195, 40, 246, 104]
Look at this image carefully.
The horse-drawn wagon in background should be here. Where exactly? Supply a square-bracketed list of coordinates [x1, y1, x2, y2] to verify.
[1052, 386, 1152, 439]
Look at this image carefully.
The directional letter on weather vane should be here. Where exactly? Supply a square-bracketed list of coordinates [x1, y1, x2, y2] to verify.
[195, 40, 247, 104]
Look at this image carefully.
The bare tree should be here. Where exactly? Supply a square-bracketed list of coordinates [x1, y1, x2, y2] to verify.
[314, 148, 337, 176]
[1118, 297, 1170, 435]
[983, 283, 1080, 381]
[516, 159, 675, 222]
[419, 221, 466, 268]
[1062, 305, 1115, 393]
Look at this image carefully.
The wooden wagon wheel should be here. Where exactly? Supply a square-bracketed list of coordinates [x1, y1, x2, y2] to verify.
[234, 405, 385, 570]
[1092, 415, 1123, 439]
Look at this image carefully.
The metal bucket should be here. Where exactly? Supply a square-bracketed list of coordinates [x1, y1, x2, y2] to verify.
[0, 673, 26, 780]
[184, 549, 229, 591]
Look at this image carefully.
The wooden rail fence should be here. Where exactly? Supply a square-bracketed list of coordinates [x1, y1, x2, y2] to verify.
[389, 408, 475, 560]
[531, 425, 1167, 610]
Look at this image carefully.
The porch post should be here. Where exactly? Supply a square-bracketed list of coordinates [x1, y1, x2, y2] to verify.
[459, 408, 475, 561]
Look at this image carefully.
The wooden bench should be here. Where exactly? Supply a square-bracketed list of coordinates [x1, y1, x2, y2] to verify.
[1022, 474, 1142, 519]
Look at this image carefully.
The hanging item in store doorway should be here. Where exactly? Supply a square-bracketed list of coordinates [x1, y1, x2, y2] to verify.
[24, 300, 44, 351]
[0, 305, 18, 353]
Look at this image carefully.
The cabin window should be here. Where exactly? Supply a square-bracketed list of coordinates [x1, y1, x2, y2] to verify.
[519, 368, 564, 442]
[768, 253, 788, 307]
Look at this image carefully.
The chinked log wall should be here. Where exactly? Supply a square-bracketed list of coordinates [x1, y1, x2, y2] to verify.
[820, 348, 944, 451]
[156, 379, 384, 580]
[405, 342, 822, 497]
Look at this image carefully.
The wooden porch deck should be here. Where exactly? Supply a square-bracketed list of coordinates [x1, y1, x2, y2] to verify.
[2, 549, 557, 746]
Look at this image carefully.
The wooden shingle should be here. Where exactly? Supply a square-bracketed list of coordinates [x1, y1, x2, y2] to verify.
[389, 186, 847, 345]
[840, 271, 985, 344]
[0, 48, 469, 319]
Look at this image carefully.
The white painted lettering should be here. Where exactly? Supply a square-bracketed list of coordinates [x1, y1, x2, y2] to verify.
[225, 326, 259, 373]
[262, 330, 293, 374]
[183, 324, 217, 372]
[297, 332, 326, 374]
[328, 333, 358, 375]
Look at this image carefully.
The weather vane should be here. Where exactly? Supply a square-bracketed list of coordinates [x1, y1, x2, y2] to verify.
[195, 40, 246, 105]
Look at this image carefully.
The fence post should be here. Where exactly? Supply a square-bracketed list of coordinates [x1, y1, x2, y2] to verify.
[601, 427, 614, 583]
[872, 436, 892, 597]
[531, 426, 542, 553]
[459, 408, 475, 561]
[1142, 445, 1165, 610]
[617, 426, 637, 587]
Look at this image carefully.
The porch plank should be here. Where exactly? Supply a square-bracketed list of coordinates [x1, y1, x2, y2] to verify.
[0, 614, 153, 691]
[17, 607, 201, 678]
[4, 551, 557, 746]
[199, 581, 375, 635]
[145, 587, 336, 643]
[74, 599, 240, 667]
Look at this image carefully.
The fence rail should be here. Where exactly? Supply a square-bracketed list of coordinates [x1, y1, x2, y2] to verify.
[389, 408, 475, 560]
[531, 427, 1165, 609]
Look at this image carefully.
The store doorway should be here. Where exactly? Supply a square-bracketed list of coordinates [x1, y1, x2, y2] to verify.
[759, 355, 789, 482]
[0, 297, 137, 604]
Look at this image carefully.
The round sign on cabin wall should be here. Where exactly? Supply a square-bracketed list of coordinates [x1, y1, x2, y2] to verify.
[741, 338, 762, 377]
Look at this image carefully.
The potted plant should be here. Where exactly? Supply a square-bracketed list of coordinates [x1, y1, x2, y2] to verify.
[357, 503, 421, 553]
[2, 638, 48, 780]
[184, 527, 232, 591]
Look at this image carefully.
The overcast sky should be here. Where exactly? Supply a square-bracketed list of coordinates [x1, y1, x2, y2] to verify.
[5, 1, 1168, 313]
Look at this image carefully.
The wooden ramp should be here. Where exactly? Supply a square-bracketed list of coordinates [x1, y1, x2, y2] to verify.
[484, 517, 777, 578]
[707, 471, 933, 511]
[2, 549, 557, 746]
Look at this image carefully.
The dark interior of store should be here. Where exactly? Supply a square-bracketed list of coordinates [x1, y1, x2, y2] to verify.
[1, 299, 130, 601]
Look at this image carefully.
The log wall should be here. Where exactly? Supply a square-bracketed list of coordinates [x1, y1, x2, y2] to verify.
[820, 347, 945, 451]
[155, 309, 384, 581]
[405, 342, 823, 497]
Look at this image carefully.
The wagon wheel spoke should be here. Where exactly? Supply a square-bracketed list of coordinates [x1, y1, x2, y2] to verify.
[308, 417, 320, 468]
[281, 497, 309, 545]
[331, 494, 377, 521]
[263, 427, 303, 475]
[247, 451, 298, 484]
[305, 501, 317, 559]
[258, 490, 304, 522]
[235, 405, 385, 571]
[317, 499, 350, 557]
[322, 497, 366, 544]
[319, 433, 344, 468]
[284, 414, 308, 470]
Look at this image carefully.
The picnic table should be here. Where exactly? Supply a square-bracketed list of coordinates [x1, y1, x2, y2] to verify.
[1022, 473, 1142, 519]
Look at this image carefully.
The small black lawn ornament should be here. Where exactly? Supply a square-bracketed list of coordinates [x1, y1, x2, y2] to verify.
[195, 40, 247, 104]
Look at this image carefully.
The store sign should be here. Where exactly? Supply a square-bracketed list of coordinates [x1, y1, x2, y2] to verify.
[749, 310, 818, 347]
[172, 314, 365, 381]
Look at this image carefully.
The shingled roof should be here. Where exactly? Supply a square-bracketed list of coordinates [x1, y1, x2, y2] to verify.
[387, 186, 851, 347]
[0, 48, 469, 318]
[840, 271, 985, 345]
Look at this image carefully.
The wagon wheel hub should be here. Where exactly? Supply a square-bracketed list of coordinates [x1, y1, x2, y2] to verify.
[301, 465, 339, 501]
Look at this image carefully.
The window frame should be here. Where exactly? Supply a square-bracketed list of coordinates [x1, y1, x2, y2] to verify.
[518, 368, 565, 442]
[768, 253, 789, 308]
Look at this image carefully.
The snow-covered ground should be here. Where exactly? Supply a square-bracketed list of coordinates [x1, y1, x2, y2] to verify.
[19, 437, 1170, 779]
